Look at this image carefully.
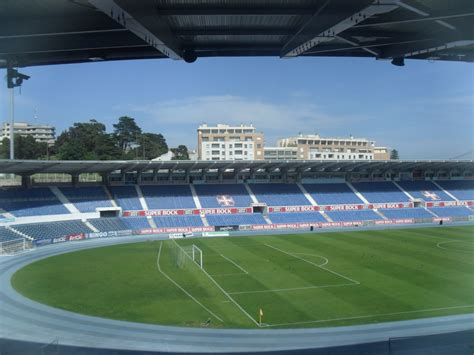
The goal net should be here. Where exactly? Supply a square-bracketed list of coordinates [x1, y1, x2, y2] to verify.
[168, 242, 203, 270]
[0, 238, 33, 256]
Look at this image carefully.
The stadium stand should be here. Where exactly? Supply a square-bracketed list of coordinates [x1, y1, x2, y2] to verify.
[352, 181, 410, 203]
[13, 220, 91, 240]
[0, 187, 69, 217]
[303, 183, 363, 205]
[194, 184, 253, 207]
[141, 185, 196, 209]
[0, 227, 23, 242]
[206, 213, 267, 226]
[59, 186, 113, 212]
[249, 183, 310, 206]
[326, 209, 383, 222]
[379, 208, 433, 219]
[153, 215, 203, 228]
[435, 180, 474, 200]
[108, 186, 142, 210]
[397, 181, 454, 201]
[268, 212, 327, 224]
[121, 217, 151, 229]
[89, 218, 133, 232]
[429, 207, 474, 217]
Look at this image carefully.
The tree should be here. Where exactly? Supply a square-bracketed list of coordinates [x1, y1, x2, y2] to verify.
[55, 119, 121, 160]
[0, 135, 48, 160]
[134, 133, 168, 160]
[113, 116, 142, 153]
[390, 149, 399, 160]
[171, 145, 190, 160]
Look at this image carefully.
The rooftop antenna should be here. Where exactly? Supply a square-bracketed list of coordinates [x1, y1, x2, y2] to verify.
[34, 107, 38, 123]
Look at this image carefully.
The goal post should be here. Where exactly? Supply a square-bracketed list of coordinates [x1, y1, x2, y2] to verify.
[192, 244, 203, 269]
[0, 238, 33, 255]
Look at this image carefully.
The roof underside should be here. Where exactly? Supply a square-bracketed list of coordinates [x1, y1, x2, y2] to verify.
[0, 159, 472, 175]
[1, 0, 473, 68]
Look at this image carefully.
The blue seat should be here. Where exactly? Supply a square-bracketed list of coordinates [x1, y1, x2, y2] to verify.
[249, 183, 310, 206]
[194, 184, 253, 208]
[13, 220, 91, 240]
[268, 212, 327, 224]
[379, 208, 432, 219]
[153, 215, 203, 228]
[141, 185, 196, 209]
[109, 186, 142, 210]
[326, 209, 382, 222]
[60, 186, 113, 212]
[436, 180, 474, 201]
[303, 183, 363, 205]
[352, 182, 409, 203]
[0, 187, 69, 217]
[429, 207, 474, 217]
[206, 213, 267, 226]
[397, 181, 454, 201]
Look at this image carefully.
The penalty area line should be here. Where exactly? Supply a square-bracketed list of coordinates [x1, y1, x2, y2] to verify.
[264, 304, 474, 328]
[264, 244, 360, 285]
[220, 254, 249, 274]
[156, 243, 223, 322]
[171, 240, 262, 328]
[228, 282, 356, 295]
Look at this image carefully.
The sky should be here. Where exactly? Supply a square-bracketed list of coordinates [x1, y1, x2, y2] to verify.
[0, 56, 473, 160]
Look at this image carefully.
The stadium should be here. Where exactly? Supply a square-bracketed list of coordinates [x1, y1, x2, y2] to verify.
[1, 0, 474, 354]
[1, 159, 473, 353]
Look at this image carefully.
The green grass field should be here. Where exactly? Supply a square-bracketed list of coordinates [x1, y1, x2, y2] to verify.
[12, 226, 474, 329]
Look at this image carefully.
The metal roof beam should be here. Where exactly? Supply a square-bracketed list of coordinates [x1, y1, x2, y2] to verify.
[157, 7, 316, 16]
[281, 0, 399, 57]
[381, 39, 474, 59]
[89, 0, 183, 60]
[334, 34, 379, 56]
[174, 27, 297, 36]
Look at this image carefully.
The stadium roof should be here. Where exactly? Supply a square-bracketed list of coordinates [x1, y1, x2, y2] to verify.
[1, 0, 473, 68]
[0, 159, 472, 175]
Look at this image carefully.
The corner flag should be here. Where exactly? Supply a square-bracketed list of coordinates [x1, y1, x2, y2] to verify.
[259, 308, 264, 325]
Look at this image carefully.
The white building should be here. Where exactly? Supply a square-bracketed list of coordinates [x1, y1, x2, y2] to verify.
[197, 123, 264, 161]
[1, 122, 56, 145]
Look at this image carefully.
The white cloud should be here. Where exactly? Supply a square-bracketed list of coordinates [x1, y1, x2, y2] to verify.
[128, 95, 367, 145]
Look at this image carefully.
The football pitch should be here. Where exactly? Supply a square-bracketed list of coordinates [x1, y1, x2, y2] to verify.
[12, 225, 474, 329]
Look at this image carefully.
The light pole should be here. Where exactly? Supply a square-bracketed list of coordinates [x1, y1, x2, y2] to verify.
[6, 63, 30, 160]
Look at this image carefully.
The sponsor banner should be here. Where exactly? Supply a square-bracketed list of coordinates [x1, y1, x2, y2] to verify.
[269, 206, 320, 213]
[52, 236, 67, 244]
[169, 232, 194, 239]
[426, 200, 473, 208]
[251, 221, 366, 231]
[67, 233, 85, 241]
[203, 231, 230, 237]
[368, 202, 414, 209]
[35, 238, 52, 246]
[123, 207, 253, 217]
[374, 218, 414, 225]
[88, 231, 109, 239]
[433, 217, 452, 222]
[323, 204, 365, 211]
[215, 225, 239, 232]
[138, 226, 214, 235]
[117, 229, 132, 236]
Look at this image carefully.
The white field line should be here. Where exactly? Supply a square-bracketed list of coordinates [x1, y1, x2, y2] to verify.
[264, 304, 474, 328]
[155, 243, 223, 322]
[228, 282, 356, 295]
[436, 239, 474, 253]
[264, 244, 360, 285]
[290, 253, 329, 267]
[220, 254, 249, 274]
[212, 273, 248, 277]
[171, 240, 261, 327]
